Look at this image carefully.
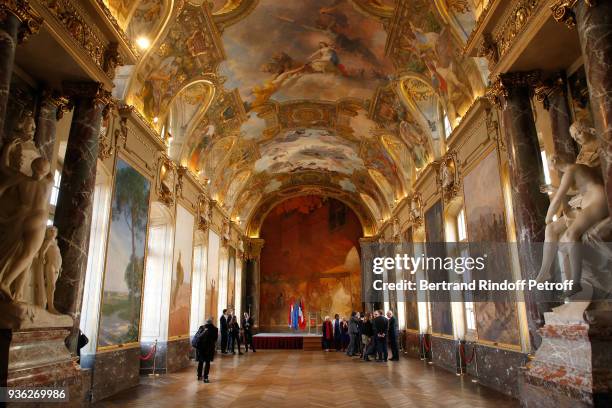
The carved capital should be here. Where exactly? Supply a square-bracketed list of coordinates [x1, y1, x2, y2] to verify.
[0, 0, 43, 43]
[40, 89, 71, 120]
[62, 81, 112, 107]
[533, 73, 566, 110]
[244, 238, 265, 260]
[486, 71, 542, 109]
[551, 0, 596, 28]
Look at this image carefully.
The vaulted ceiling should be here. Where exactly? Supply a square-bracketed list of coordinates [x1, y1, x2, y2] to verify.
[107, 0, 490, 235]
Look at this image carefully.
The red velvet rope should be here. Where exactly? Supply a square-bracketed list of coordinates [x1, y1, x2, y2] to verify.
[139, 343, 157, 361]
[459, 343, 475, 365]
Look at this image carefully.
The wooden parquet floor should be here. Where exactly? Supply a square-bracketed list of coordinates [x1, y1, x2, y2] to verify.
[95, 351, 519, 408]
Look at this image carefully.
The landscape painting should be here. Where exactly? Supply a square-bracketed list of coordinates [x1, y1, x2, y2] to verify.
[168, 205, 195, 338]
[260, 196, 362, 332]
[425, 200, 452, 336]
[463, 150, 520, 345]
[98, 159, 151, 348]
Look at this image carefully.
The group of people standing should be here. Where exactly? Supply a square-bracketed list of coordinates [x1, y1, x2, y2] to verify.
[192, 310, 256, 383]
[322, 310, 399, 362]
[219, 309, 256, 355]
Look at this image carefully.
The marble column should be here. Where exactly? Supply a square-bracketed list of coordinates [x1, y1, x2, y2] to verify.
[34, 90, 69, 162]
[0, 1, 42, 144]
[574, 1, 612, 213]
[488, 72, 550, 349]
[245, 238, 264, 329]
[535, 73, 578, 164]
[53, 82, 111, 350]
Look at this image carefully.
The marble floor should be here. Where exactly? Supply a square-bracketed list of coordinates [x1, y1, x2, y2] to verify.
[95, 351, 519, 408]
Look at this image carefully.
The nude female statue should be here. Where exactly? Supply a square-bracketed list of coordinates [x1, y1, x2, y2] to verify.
[0, 139, 54, 300]
[32, 226, 62, 312]
[535, 157, 608, 296]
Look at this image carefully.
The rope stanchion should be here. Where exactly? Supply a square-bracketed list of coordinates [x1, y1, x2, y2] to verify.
[423, 335, 431, 352]
[459, 342, 476, 365]
[140, 341, 157, 361]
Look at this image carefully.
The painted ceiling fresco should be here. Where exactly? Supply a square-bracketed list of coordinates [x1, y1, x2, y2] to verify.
[117, 0, 488, 234]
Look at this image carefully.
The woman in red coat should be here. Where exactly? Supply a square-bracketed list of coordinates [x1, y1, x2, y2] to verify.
[322, 316, 334, 351]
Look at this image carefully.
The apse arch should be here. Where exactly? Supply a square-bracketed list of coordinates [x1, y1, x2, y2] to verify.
[244, 186, 377, 239]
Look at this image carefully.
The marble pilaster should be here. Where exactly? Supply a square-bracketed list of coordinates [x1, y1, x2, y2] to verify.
[488, 72, 550, 349]
[53, 82, 111, 352]
[0, 0, 42, 145]
[34, 90, 69, 162]
[575, 0, 612, 213]
[0, 12, 18, 143]
[535, 73, 578, 164]
[245, 238, 264, 328]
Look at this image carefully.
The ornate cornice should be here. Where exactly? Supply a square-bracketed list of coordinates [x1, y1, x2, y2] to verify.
[0, 0, 43, 43]
[93, 0, 138, 57]
[41, 0, 122, 79]
[551, 0, 596, 28]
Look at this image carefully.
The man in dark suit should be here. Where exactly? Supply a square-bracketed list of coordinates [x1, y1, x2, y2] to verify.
[333, 314, 342, 351]
[242, 312, 256, 352]
[387, 310, 399, 361]
[195, 318, 218, 383]
[373, 309, 388, 362]
[220, 309, 228, 354]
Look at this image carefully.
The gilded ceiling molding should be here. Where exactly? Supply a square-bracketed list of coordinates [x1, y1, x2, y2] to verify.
[0, 0, 43, 43]
[93, 0, 138, 58]
[463, 0, 497, 55]
[551, 0, 596, 28]
[125, 1, 225, 127]
[211, 0, 259, 31]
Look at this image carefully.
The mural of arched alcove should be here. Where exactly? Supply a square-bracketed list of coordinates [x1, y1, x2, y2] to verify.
[256, 195, 365, 332]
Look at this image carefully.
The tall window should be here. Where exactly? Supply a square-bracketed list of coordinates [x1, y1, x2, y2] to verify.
[443, 114, 453, 139]
[49, 170, 61, 207]
[541, 150, 552, 186]
[457, 209, 476, 333]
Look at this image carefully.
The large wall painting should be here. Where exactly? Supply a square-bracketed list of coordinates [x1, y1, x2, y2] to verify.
[260, 196, 362, 332]
[206, 230, 221, 321]
[424, 200, 452, 336]
[403, 227, 419, 331]
[463, 150, 520, 345]
[98, 159, 151, 348]
[168, 205, 195, 338]
[227, 247, 236, 310]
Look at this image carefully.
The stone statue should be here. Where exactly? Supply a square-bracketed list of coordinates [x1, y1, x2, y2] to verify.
[32, 226, 62, 313]
[0, 138, 54, 301]
[536, 156, 608, 296]
[570, 119, 599, 168]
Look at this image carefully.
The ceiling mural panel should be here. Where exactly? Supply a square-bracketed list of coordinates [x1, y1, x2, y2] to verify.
[120, 0, 488, 232]
[219, 0, 393, 109]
